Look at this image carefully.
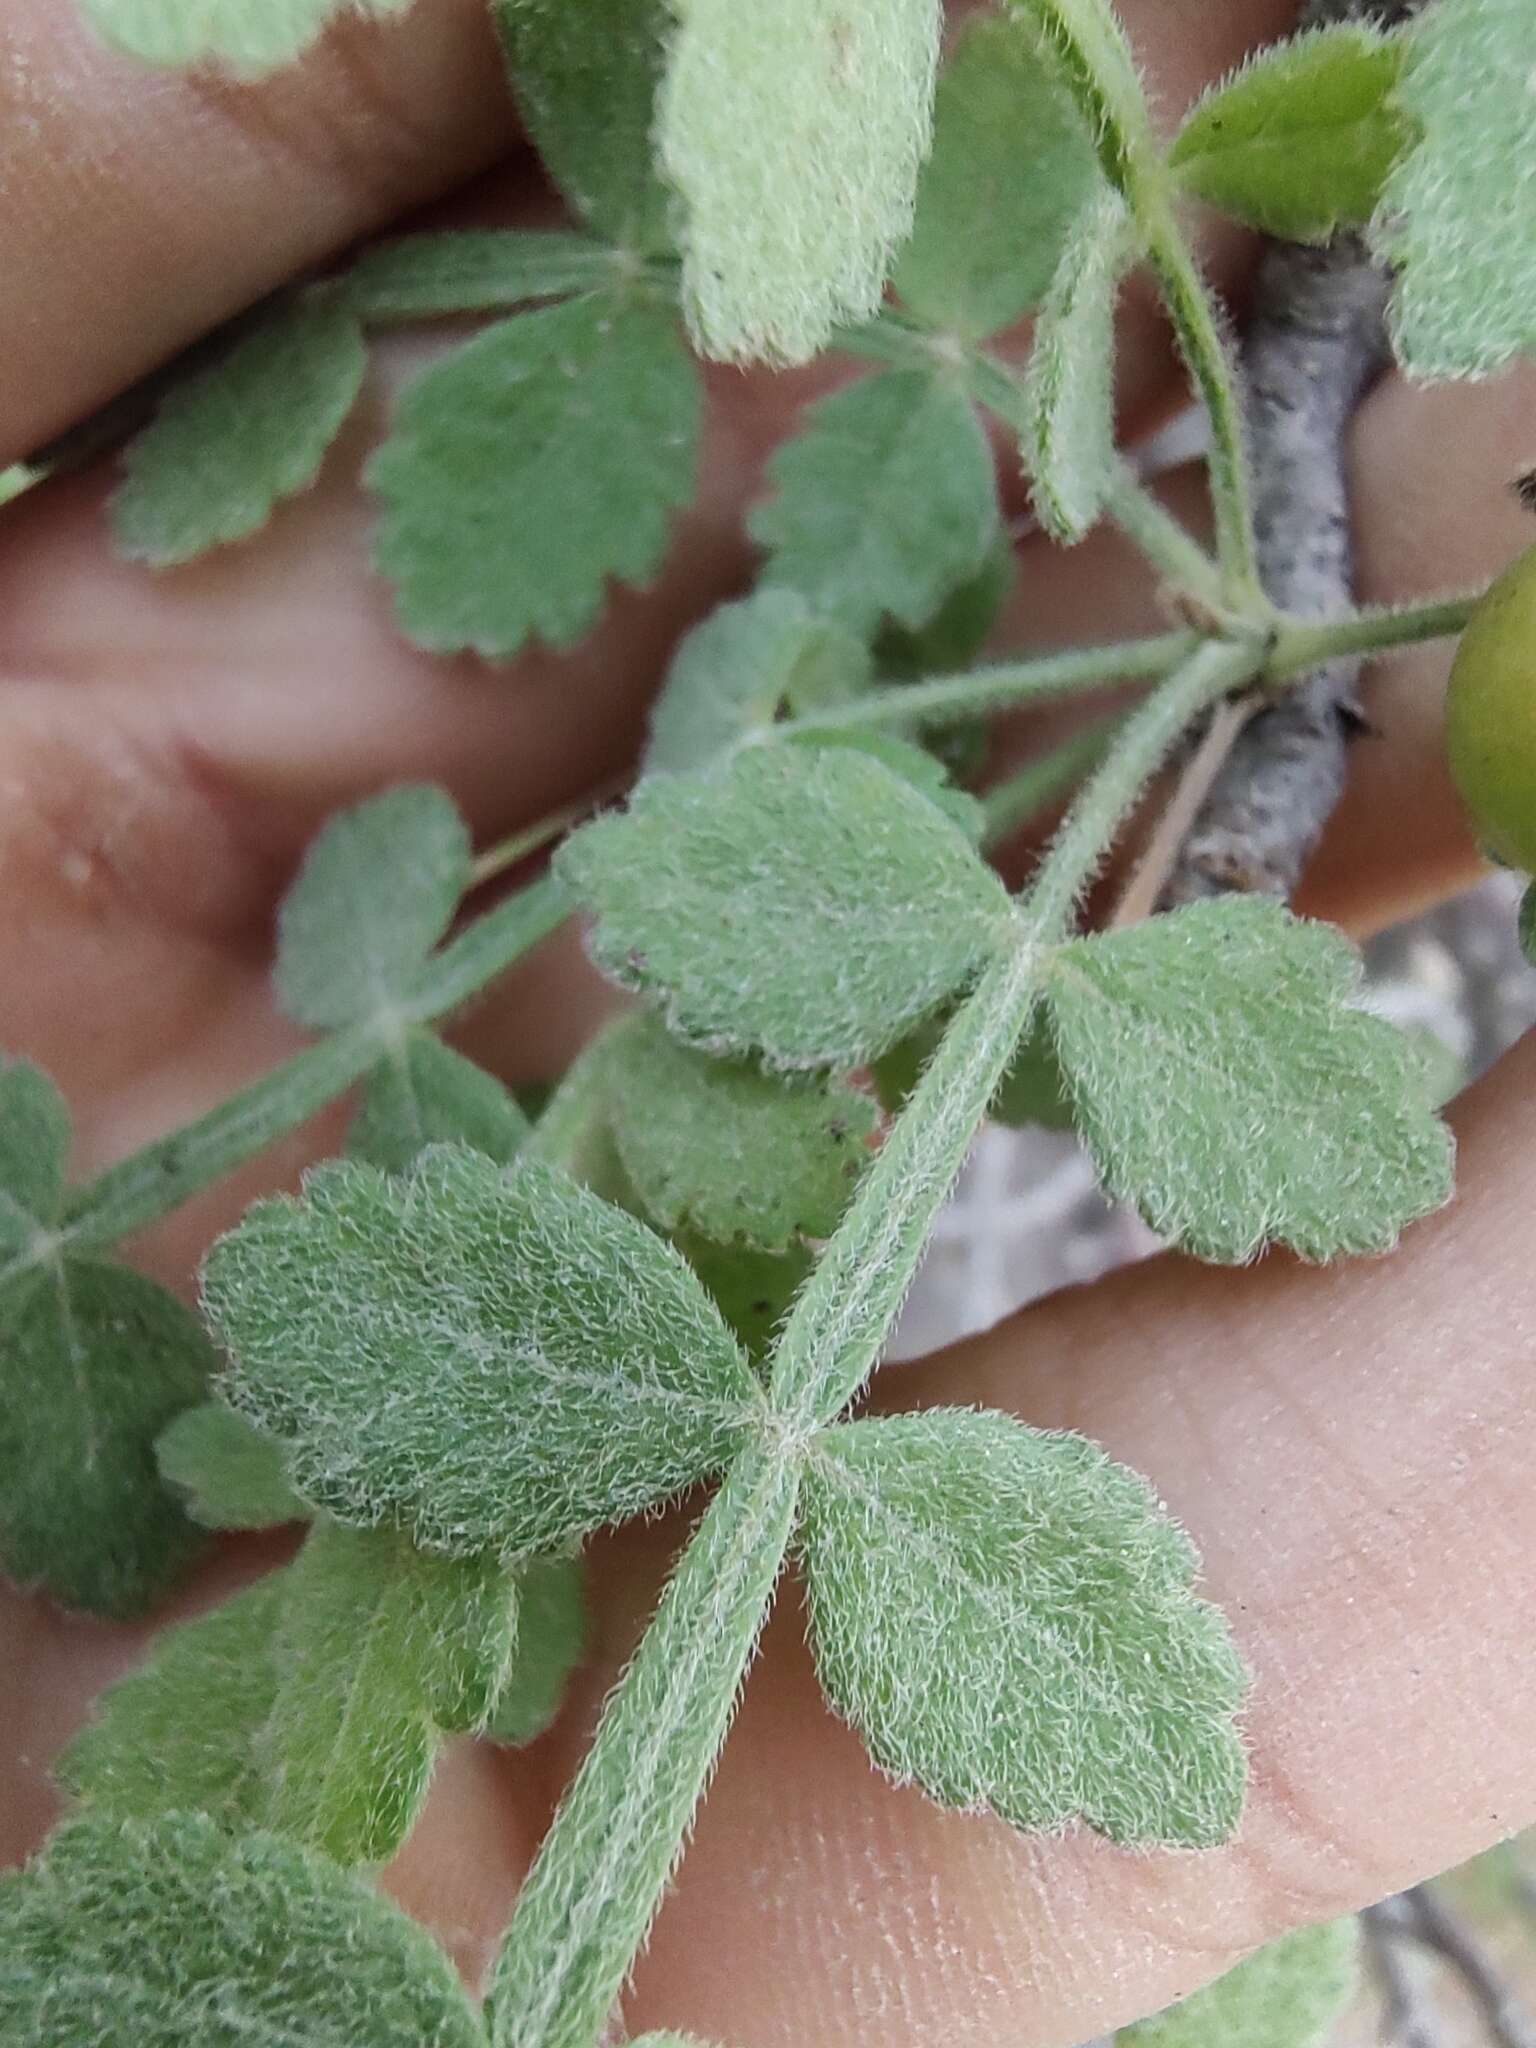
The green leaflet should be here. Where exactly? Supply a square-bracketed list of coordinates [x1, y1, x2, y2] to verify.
[678, 1235, 816, 1362]
[658, 0, 943, 365]
[1025, 189, 1132, 543]
[0, 1812, 485, 2047]
[370, 295, 701, 657]
[1376, 0, 1536, 377]
[874, 533, 1015, 680]
[487, 1553, 588, 1747]
[349, 1031, 531, 1174]
[871, 1008, 1071, 1129]
[340, 232, 624, 324]
[751, 369, 1001, 638]
[894, 11, 1099, 340]
[275, 786, 470, 1031]
[800, 1411, 1248, 1847]
[157, 1403, 306, 1530]
[0, 1064, 210, 1613]
[1170, 26, 1412, 244]
[494, 0, 675, 253]
[80, 0, 412, 71]
[1521, 883, 1536, 967]
[113, 296, 367, 565]
[784, 729, 985, 841]
[558, 745, 1014, 1069]
[602, 1013, 878, 1249]
[645, 590, 872, 775]
[203, 1148, 759, 1558]
[1119, 1919, 1362, 2048]
[1043, 896, 1455, 1263]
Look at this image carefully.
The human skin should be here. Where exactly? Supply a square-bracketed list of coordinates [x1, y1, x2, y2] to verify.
[1, 3, 1534, 2044]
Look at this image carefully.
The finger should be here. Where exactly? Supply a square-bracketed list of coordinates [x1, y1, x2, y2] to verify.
[0, 0, 516, 463]
[563, 1028, 1536, 2048]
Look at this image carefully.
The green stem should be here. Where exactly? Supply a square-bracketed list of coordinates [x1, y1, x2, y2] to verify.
[1267, 591, 1480, 678]
[980, 717, 1121, 849]
[1104, 461, 1228, 613]
[520, 1024, 623, 1174]
[488, 1441, 800, 2048]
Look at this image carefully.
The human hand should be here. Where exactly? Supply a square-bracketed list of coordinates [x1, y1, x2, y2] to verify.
[2, 2, 1534, 2041]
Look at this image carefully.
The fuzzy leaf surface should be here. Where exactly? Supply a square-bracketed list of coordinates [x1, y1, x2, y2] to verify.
[752, 369, 999, 636]
[658, 0, 943, 364]
[0, 1812, 485, 2047]
[157, 1403, 306, 1531]
[0, 1059, 70, 1257]
[603, 1014, 877, 1248]
[371, 296, 700, 657]
[800, 1411, 1248, 1845]
[349, 1032, 531, 1174]
[1170, 26, 1411, 243]
[80, 0, 412, 72]
[275, 786, 469, 1030]
[494, 0, 674, 250]
[487, 1553, 588, 1747]
[874, 535, 1015, 679]
[113, 297, 366, 564]
[203, 1148, 758, 1558]
[341, 231, 621, 323]
[1119, 1919, 1362, 2048]
[1377, 0, 1536, 376]
[645, 590, 871, 775]
[1045, 896, 1455, 1262]
[894, 11, 1098, 338]
[678, 1236, 816, 1362]
[558, 745, 1014, 1068]
[785, 729, 985, 840]
[1026, 190, 1130, 542]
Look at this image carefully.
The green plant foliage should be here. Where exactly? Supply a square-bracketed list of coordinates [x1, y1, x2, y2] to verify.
[679, 1235, 816, 1361]
[488, 1553, 588, 1747]
[1170, 26, 1412, 244]
[0, 1812, 486, 2046]
[1118, 1918, 1362, 2048]
[1377, 0, 1536, 376]
[628, 2037, 720, 2047]
[894, 11, 1099, 340]
[275, 786, 469, 1031]
[990, 1012, 1074, 1130]
[558, 745, 1015, 1069]
[874, 534, 1015, 680]
[79, 0, 412, 72]
[203, 1148, 760, 1558]
[645, 591, 872, 775]
[0, 1059, 70, 1252]
[784, 729, 985, 840]
[370, 296, 701, 657]
[157, 1402, 306, 1530]
[1026, 190, 1131, 542]
[494, 0, 675, 253]
[1044, 897, 1455, 1263]
[751, 369, 1000, 637]
[1521, 884, 1536, 967]
[340, 232, 623, 324]
[58, 1578, 286, 1827]
[349, 1032, 531, 1174]
[602, 1014, 878, 1248]
[800, 1411, 1247, 1846]
[113, 297, 367, 565]
[657, 0, 943, 364]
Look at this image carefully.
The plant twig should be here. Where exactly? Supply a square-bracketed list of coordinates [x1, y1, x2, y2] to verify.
[1112, 691, 1261, 925]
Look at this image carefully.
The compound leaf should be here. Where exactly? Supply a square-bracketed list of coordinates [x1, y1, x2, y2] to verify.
[645, 590, 872, 776]
[487, 1552, 588, 1747]
[894, 11, 1099, 339]
[0, 1811, 485, 2047]
[1119, 1919, 1362, 2048]
[603, 1013, 877, 1248]
[349, 1032, 531, 1174]
[275, 787, 469, 1031]
[340, 231, 621, 324]
[752, 369, 1000, 637]
[0, 1259, 209, 1616]
[1170, 26, 1412, 243]
[113, 296, 367, 565]
[494, 0, 674, 252]
[1025, 190, 1132, 542]
[1377, 0, 1536, 377]
[1044, 896, 1455, 1263]
[658, 0, 943, 364]
[371, 295, 701, 657]
[800, 1410, 1248, 1846]
[80, 0, 413, 72]
[203, 1147, 758, 1559]
[157, 1402, 306, 1531]
[558, 744, 1014, 1069]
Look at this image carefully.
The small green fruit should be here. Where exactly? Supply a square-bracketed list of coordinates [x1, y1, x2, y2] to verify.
[1446, 542, 1536, 873]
